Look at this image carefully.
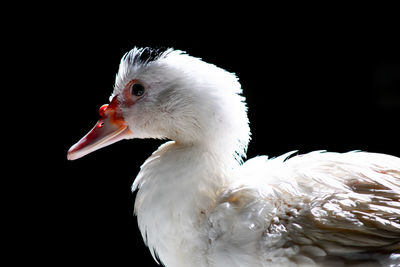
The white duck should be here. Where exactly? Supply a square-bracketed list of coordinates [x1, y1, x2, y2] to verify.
[68, 47, 400, 266]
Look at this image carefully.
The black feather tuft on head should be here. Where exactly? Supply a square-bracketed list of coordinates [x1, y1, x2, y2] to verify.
[125, 47, 172, 67]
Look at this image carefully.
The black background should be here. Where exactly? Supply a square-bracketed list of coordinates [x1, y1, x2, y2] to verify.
[8, 6, 400, 266]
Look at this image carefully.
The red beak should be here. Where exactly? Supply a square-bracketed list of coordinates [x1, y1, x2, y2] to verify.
[67, 96, 133, 160]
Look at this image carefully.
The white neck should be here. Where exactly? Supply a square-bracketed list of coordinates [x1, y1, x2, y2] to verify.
[129, 59, 252, 265]
[132, 141, 236, 266]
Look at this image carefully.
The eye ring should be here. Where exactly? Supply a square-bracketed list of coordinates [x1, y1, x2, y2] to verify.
[131, 83, 145, 97]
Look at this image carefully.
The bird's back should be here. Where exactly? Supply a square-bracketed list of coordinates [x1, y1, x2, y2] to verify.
[206, 151, 400, 266]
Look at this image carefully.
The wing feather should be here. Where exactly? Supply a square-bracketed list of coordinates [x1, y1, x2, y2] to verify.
[207, 151, 400, 265]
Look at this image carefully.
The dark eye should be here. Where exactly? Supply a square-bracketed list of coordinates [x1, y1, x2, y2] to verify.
[131, 83, 145, 97]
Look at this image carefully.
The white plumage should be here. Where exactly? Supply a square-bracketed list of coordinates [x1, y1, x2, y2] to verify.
[68, 47, 400, 266]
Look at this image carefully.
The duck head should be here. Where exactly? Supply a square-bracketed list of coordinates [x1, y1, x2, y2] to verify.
[68, 47, 250, 162]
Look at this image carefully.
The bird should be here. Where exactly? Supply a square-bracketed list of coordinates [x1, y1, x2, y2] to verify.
[67, 47, 400, 266]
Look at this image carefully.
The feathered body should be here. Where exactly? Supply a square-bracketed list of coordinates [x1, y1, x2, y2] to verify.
[69, 47, 400, 266]
[133, 146, 400, 266]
